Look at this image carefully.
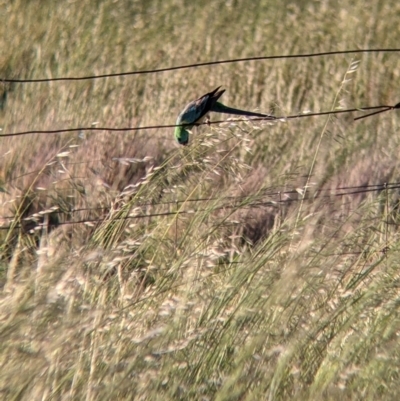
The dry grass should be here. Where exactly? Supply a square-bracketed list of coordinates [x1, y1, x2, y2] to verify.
[1, 0, 400, 399]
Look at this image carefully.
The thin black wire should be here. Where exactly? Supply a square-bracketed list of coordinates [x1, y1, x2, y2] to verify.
[0, 105, 394, 138]
[2, 49, 400, 83]
[2, 181, 400, 230]
[1, 173, 394, 200]
[354, 101, 400, 120]
[2, 181, 400, 221]
[0, 182, 395, 215]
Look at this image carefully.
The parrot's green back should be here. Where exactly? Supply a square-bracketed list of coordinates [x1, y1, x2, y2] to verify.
[174, 87, 225, 145]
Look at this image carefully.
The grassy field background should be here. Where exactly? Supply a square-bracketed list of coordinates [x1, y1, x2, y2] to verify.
[1, 0, 400, 399]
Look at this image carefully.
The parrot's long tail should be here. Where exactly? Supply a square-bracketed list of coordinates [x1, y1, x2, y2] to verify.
[211, 102, 275, 119]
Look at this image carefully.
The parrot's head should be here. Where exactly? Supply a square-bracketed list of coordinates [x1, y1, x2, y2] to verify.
[174, 125, 190, 145]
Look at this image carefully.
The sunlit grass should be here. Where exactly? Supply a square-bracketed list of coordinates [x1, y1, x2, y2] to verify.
[1, 0, 400, 399]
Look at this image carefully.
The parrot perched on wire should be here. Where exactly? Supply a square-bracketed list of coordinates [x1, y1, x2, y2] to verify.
[174, 86, 275, 145]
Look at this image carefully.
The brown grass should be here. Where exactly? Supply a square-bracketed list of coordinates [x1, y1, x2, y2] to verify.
[1, 0, 400, 400]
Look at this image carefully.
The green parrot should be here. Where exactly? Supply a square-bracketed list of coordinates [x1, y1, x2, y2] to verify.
[174, 86, 275, 145]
